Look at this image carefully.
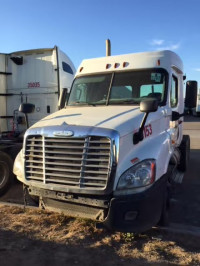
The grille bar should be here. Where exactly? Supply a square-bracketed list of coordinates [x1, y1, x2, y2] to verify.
[25, 135, 112, 190]
[26, 156, 109, 163]
[26, 176, 43, 181]
[27, 161, 109, 169]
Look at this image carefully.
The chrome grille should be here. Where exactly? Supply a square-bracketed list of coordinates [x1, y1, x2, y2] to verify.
[25, 135, 112, 189]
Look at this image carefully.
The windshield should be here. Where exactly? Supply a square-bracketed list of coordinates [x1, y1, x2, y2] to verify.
[67, 69, 167, 106]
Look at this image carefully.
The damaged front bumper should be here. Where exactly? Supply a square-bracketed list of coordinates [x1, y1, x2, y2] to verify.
[26, 174, 167, 233]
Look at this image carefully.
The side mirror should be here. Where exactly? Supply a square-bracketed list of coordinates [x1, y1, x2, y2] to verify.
[19, 103, 35, 129]
[19, 103, 35, 114]
[140, 99, 158, 113]
[58, 88, 69, 110]
[133, 99, 158, 145]
[185, 80, 197, 109]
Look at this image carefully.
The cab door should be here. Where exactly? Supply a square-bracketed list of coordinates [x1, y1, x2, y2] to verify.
[170, 74, 183, 146]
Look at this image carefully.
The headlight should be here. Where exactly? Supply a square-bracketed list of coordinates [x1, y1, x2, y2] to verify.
[117, 159, 155, 190]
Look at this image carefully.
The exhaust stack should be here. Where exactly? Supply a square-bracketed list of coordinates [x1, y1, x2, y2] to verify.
[106, 39, 111, 56]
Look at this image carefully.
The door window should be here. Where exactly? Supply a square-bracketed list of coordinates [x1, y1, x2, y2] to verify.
[171, 75, 178, 108]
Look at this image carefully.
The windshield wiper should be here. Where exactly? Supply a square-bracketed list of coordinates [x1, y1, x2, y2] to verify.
[109, 99, 139, 105]
[69, 101, 96, 106]
[122, 99, 139, 104]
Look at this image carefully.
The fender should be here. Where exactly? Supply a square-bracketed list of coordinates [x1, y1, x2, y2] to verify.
[113, 130, 173, 190]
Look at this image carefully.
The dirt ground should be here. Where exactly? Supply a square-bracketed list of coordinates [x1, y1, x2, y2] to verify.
[0, 205, 200, 266]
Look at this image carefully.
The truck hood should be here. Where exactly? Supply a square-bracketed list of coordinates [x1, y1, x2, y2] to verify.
[31, 106, 143, 137]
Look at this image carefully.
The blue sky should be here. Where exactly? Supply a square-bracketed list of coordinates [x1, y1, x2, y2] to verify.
[0, 0, 200, 86]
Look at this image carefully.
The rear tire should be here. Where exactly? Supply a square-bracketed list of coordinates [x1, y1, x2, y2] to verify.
[0, 151, 14, 196]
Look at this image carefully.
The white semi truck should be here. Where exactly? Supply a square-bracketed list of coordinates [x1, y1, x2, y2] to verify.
[0, 46, 75, 195]
[14, 48, 191, 232]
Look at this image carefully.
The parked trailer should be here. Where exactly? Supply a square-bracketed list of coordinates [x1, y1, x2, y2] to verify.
[14, 44, 193, 233]
[0, 46, 75, 195]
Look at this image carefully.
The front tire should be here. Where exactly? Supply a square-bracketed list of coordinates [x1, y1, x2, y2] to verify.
[158, 186, 170, 227]
[0, 151, 14, 196]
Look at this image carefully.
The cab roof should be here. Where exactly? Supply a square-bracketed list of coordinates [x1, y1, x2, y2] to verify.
[76, 50, 183, 76]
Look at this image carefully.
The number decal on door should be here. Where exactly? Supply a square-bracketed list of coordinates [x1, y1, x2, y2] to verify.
[143, 124, 152, 138]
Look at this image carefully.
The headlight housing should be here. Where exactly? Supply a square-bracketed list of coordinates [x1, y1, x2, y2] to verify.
[117, 159, 155, 190]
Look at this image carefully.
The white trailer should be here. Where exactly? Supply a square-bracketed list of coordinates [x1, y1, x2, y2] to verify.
[14, 46, 192, 233]
[0, 46, 75, 133]
[0, 46, 75, 195]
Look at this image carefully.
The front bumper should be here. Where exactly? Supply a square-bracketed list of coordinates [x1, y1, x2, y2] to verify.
[99, 175, 167, 233]
[27, 174, 167, 233]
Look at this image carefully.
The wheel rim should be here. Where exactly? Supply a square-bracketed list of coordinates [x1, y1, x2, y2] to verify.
[0, 161, 8, 186]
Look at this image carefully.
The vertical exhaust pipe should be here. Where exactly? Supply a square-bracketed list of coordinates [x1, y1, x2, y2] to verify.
[106, 39, 111, 56]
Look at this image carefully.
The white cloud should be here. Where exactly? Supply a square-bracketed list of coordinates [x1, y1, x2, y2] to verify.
[151, 39, 164, 46]
[150, 39, 181, 51]
[194, 68, 200, 72]
[170, 43, 180, 50]
[156, 43, 180, 51]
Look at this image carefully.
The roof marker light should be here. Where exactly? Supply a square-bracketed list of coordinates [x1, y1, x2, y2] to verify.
[157, 60, 160, 66]
[123, 62, 128, 67]
[79, 67, 84, 72]
[114, 63, 120, 68]
[106, 64, 111, 69]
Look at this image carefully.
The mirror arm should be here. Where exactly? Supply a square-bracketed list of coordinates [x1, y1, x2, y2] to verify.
[133, 112, 149, 145]
[24, 113, 29, 129]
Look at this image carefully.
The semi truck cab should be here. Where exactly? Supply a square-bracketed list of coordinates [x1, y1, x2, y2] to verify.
[14, 50, 190, 232]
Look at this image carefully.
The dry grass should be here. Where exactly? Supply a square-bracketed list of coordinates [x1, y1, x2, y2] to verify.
[0, 205, 200, 265]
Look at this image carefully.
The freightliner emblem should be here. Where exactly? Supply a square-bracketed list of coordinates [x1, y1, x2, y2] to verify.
[53, 130, 74, 137]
